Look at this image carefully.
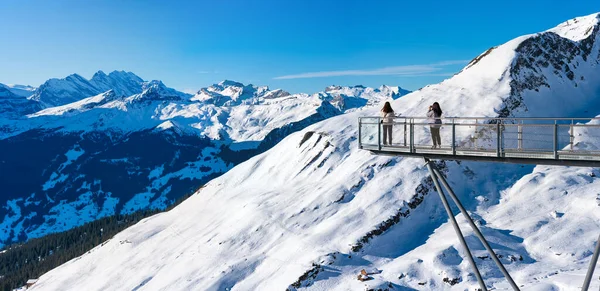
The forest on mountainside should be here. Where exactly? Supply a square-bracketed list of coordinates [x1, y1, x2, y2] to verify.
[0, 193, 193, 291]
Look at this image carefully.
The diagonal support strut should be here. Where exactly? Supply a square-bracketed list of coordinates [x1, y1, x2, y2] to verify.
[581, 233, 600, 291]
[424, 158, 488, 291]
[430, 164, 520, 290]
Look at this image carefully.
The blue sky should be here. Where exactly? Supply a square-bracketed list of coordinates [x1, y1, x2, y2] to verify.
[0, 0, 598, 94]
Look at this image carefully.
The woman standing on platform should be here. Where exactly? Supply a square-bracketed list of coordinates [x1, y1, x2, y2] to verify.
[427, 102, 443, 148]
[381, 102, 394, 146]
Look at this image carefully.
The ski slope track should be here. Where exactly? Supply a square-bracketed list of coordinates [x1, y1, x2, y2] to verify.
[27, 13, 600, 290]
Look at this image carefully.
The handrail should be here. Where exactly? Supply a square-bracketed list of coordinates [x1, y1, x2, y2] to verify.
[359, 116, 600, 121]
[358, 116, 600, 167]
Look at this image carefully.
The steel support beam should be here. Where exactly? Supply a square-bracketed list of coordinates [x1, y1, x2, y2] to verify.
[431, 166, 520, 291]
[424, 158, 488, 291]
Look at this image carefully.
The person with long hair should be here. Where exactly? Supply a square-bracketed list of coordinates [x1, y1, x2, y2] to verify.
[380, 101, 394, 146]
[427, 102, 443, 148]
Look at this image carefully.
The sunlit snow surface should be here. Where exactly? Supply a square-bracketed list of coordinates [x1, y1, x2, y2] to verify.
[27, 12, 600, 291]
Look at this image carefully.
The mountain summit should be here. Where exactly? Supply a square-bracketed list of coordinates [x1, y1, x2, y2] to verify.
[90, 70, 145, 97]
[28, 70, 145, 107]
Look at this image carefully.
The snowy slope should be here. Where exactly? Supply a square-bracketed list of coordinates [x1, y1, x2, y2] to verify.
[29, 12, 600, 291]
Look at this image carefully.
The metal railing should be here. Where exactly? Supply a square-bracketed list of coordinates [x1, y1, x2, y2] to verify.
[358, 117, 600, 166]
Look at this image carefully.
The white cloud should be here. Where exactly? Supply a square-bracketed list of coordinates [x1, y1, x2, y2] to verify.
[273, 60, 469, 80]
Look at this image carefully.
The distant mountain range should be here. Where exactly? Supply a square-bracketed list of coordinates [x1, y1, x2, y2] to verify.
[0, 72, 409, 245]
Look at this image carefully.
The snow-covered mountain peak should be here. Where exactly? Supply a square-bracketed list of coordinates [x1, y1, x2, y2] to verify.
[91, 70, 108, 79]
[442, 11, 600, 119]
[208, 80, 256, 102]
[28, 70, 146, 108]
[0, 83, 36, 98]
[263, 88, 291, 99]
[137, 80, 187, 100]
[217, 79, 245, 88]
[142, 80, 168, 91]
[547, 12, 600, 41]
[190, 80, 402, 113]
[324, 85, 341, 92]
[63, 73, 87, 83]
[29, 74, 100, 107]
[378, 84, 397, 92]
[324, 84, 408, 96]
[90, 70, 143, 83]
[109, 70, 144, 83]
[378, 84, 410, 97]
[153, 119, 197, 136]
[155, 120, 178, 130]
[191, 80, 282, 106]
[90, 70, 145, 97]
[317, 84, 410, 112]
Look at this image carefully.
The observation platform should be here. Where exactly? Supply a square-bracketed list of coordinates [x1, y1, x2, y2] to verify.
[359, 116, 600, 291]
[359, 117, 600, 167]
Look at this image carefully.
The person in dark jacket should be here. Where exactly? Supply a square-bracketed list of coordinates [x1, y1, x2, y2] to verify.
[380, 102, 394, 145]
[427, 102, 443, 148]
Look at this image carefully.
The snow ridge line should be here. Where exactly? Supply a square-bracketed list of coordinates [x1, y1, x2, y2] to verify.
[287, 160, 448, 289]
[501, 20, 600, 118]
